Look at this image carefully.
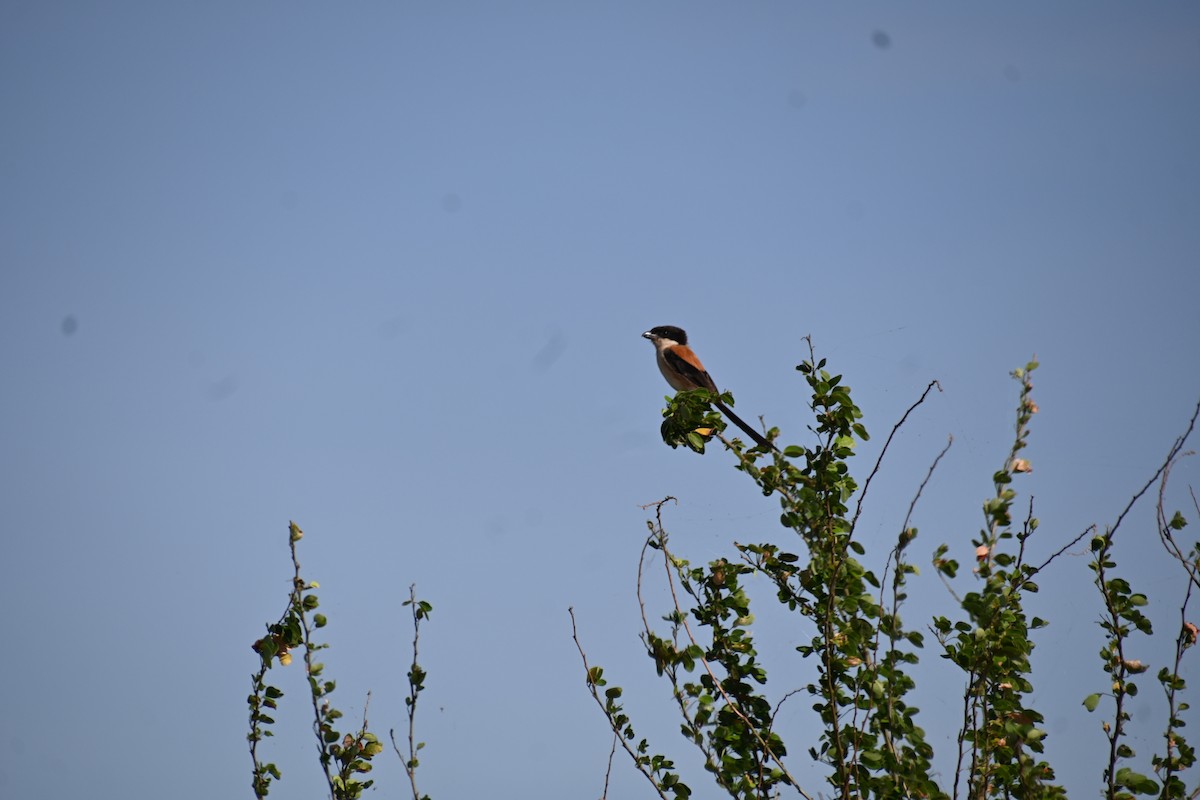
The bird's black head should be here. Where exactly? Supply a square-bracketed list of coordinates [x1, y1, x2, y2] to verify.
[642, 325, 687, 345]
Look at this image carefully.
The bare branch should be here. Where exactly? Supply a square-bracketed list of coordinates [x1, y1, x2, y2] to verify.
[1109, 398, 1200, 545]
[568, 607, 673, 800]
[1029, 524, 1098, 576]
[850, 380, 943, 538]
[600, 732, 618, 800]
[1157, 451, 1199, 588]
[903, 434, 954, 537]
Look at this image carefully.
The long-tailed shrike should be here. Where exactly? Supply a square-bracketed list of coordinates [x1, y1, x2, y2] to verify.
[642, 325, 775, 451]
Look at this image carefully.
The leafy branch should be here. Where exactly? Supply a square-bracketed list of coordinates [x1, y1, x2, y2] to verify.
[1084, 398, 1200, 799]
[391, 584, 433, 800]
[569, 606, 691, 800]
[248, 522, 387, 800]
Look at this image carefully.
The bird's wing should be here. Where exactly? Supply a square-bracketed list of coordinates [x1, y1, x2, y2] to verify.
[663, 346, 720, 393]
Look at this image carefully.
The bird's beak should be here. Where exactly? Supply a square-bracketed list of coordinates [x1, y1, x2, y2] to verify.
[641, 331, 654, 340]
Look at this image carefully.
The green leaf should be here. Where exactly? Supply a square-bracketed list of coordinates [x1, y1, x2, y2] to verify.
[1083, 693, 1101, 712]
[1114, 766, 1159, 794]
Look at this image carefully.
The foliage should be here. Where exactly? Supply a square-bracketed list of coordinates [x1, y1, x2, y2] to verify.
[1084, 436, 1200, 799]
[392, 585, 434, 800]
[245, 340, 1200, 799]
[573, 339, 1200, 799]
[929, 362, 1065, 799]
[248, 522, 431, 800]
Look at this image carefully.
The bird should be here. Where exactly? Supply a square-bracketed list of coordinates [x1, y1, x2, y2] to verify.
[641, 325, 776, 451]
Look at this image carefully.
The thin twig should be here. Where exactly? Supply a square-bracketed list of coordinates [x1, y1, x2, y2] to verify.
[1156, 454, 1199, 793]
[905, 435, 954, 537]
[868, 434, 952, 793]
[600, 732, 618, 800]
[849, 380, 943, 539]
[1014, 495, 1035, 570]
[568, 607, 673, 800]
[1029, 524, 1098, 577]
[770, 688, 806, 728]
[951, 668, 978, 800]
[637, 499, 731, 791]
[1158, 452, 1199, 587]
[1107, 398, 1200, 546]
[1163, 562, 1196, 792]
[651, 523, 813, 799]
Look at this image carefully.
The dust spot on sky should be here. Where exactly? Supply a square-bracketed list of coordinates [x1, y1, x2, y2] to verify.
[378, 315, 408, 339]
[441, 193, 462, 213]
[787, 89, 807, 110]
[207, 374, 239, 401]
[532, 330, 567, 372]
[61, 315, 78, 336]
[1003, 64, 1022, 82]
[872, 30, 892, 50]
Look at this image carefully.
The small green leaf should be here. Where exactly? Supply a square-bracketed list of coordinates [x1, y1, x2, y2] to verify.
[1083, 693, 1101, 712]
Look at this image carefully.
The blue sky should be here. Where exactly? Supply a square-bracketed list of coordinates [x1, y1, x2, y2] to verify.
[2, 3, 1198, 797]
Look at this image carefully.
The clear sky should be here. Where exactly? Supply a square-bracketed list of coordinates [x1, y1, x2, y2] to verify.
[2, 3, 1198, 798]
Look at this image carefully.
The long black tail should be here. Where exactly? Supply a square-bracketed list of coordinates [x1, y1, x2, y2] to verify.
[714, 399, 777, 451]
